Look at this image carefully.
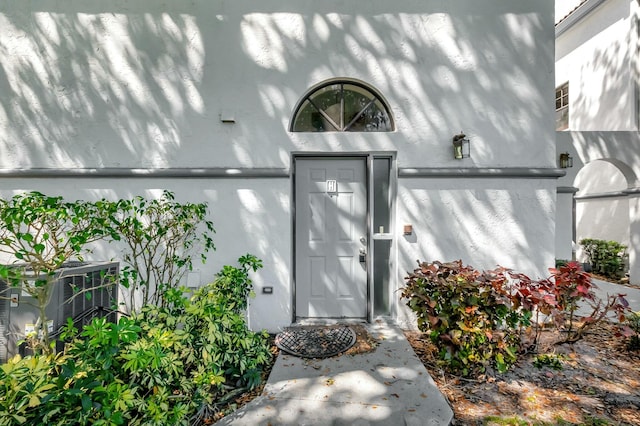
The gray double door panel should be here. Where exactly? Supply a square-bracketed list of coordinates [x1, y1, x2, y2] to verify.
[295, 157, 368, 319]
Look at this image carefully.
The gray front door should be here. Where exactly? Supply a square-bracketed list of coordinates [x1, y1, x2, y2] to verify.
[295, 157, 368, 319]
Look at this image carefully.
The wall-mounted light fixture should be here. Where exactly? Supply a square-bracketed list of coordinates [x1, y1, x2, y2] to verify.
[559, 152, 573, 168]
[452, 132, 470, 159]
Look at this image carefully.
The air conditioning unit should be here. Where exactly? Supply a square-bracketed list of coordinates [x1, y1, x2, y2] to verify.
[0, 261, 119, 363]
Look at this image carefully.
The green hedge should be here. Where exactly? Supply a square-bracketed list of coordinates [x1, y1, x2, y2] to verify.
[579, 238, 627, 279]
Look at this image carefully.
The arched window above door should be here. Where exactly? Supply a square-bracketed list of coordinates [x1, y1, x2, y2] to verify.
[290, 80, 394, 132]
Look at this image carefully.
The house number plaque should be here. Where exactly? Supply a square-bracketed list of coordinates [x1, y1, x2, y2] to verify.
[326, 179, 337, 194]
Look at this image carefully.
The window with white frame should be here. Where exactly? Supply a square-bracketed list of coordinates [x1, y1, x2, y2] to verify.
[556, 82, 569, 131]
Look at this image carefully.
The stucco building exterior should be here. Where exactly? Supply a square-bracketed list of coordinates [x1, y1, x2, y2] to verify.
[0, 1, 557, 331]
[555, 0, 640, 282]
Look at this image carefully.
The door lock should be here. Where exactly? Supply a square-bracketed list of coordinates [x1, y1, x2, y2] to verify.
[359, 248, 366, 263]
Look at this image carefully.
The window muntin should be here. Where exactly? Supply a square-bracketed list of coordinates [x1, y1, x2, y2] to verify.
[291, 81, 393, 132]
[556, 82, 569, 131]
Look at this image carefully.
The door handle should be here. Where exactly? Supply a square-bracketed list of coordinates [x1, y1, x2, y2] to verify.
[359, 248, 366, 263]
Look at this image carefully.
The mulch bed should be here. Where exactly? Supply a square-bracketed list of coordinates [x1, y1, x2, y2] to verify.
[207, 313, 640, 425]
[405, 321, 640, 425]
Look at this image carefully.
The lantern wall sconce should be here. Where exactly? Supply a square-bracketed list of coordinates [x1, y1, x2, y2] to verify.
[559, 152, 573, 168]
[452, 132, 470, 159]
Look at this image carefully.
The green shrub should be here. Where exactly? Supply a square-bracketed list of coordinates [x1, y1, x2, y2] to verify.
[103, 190, 216, 312]
[126, 255, 271, 421]
[401, 260, 526, 376]
[626, 311, 640, 350]
[401, 260, 631, 377]
[0, 256, 272, 425]
[0, 345, 137, 426]
[125, 255, 271, 422]
[0, 354, 59, 426]
[211, 253, 263, 313]
[579, 238, 627, 279]
[0, 192, 114, 353]
[0, 190, 216, 351]
[533, 353, 566, 370]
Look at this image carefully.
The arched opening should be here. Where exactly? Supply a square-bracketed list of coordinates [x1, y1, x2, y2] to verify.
[290, 79, 394, 132]
[574, 160, 629, 256]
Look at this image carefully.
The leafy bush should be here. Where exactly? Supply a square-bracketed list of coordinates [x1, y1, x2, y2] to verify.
[211, 254, 263, 313]
[102, 190, 216, 312]
[134, 255, 271, 394]
[0, 190, 215, 351]
[0, 257, 272, 425]
[580, 238, 627, 279]
[58, 316, 142, 425]
[626, 311, 640, 350]
[401, 260, 630, 377]
[401, 260, 526, 375]
[0, 192, 114, 352]
[546, 261, 627, 343]
[0, 354, 59, 425]
[533, 353, 566, 370]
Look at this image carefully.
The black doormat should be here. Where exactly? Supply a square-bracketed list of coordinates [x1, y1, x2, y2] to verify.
[275, 325, 357, 358]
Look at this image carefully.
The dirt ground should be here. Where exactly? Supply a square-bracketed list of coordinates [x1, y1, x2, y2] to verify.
[405, 321, 640, 425]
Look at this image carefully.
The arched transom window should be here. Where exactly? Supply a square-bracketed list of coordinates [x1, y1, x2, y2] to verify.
[291, 80, 394, 132]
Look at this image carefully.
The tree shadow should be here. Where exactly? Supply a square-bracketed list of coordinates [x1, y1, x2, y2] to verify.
[0, 2, 556, 329]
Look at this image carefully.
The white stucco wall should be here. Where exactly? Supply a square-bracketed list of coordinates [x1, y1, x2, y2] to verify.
[555, 0, 640, 282]
[397, 179, 556, 273]
[555, 131, 640, 191]
[555, 191, 575, 261]
[574, 161, 630, 261]
[555, 131, 640, 282]
[556, 0, 639, 130]
[395, 178, 557, 327]
[0, 178, 293, 331]
[0, 0, 555, 170]
[0, 0, 556, 331]
[576, 159, 628, 194]
[576, 197, 629, 246]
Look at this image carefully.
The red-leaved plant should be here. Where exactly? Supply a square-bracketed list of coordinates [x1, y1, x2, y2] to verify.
[402, 260, 631, 376]
[510, 261, 630, 345]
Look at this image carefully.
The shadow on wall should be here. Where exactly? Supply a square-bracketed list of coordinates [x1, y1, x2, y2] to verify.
[573, 38, 635, 130]
[557, 132, 640, 191]
[236, 1, 553, 167]
[0, 1, 555, 317]
[0, 3, 208, 168]
[0, 178, 292, 330]
[397, 178, 556, 279]
[555, 0, 635, 130]
[0, 1, 553, 169]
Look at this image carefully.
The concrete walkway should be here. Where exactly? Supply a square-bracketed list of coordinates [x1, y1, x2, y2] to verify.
[214, 319, 454, 426]
[592, 279, 640, 311]
[577, 279, 640, 318]
[213, 280, 638, 426]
